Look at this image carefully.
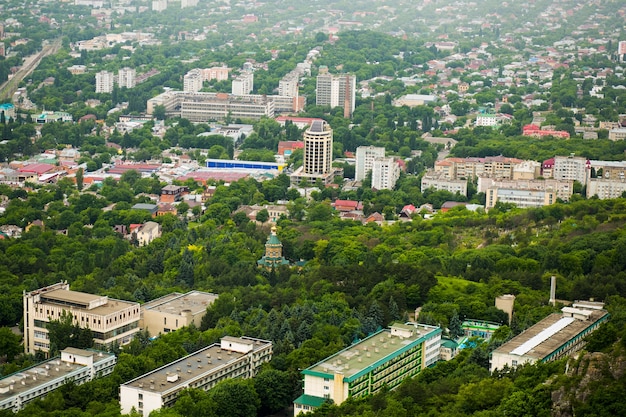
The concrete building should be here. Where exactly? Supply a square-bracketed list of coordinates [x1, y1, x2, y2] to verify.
[421, 173, 468, 196]
[232, 72, 254, 95]
[23, 282, 140, 355]
[279, 72, 299, 97]
[183, 69, 203, 93]
[316, 69, 356, 118]
[355, 146, 385, 181]
[490, 302, 609, 372]
[95, 71, 114, 93]
[551, 155, 589, 184]
[485, 187, 556, 211]
[371, 157, 400, 190]
[152, 0, 167, 12]
[290, 120, 337, 186]
[201, 66, 230, 82]
[478, 177, 573, 201]
[392, 94, 437, 107]
[293, 323, 441, 415]
[146, 91, 274, 122]
[0, 348, 116, 412]
[120, 336, 272, 416]
[586, 178, 626, 199]
[118, 67, 136, 89]
[608, 128, 626, 141]
[141, 291, 218, 336]
[180, 0, 198, 8]
[434, 156, 526, 181]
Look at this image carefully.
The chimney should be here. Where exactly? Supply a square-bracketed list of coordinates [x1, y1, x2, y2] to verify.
[549, 276, 556, 306]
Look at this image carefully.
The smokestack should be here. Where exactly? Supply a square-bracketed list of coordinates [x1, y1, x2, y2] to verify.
[549, 276, 556, 306]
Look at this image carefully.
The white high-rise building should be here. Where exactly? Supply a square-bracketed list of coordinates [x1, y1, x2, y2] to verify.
[181, 0, 198, 8]
[372, 157, 400, 190]
[290, 120, 337, 186]
[152, 0, 167, 11]
[117, 67, 136, 89]
[355, 146, 385, 181]
[95, 70, 115, 93]
[316, 69, 356, 118]
[183, 69, 203, 93]
[232, 72, 254, 95]
[279, 72, 299, 97]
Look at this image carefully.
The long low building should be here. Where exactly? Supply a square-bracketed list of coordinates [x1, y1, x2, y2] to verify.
[490, 301, 609, 372]
[120, 336, 272, 416]
[293, 323, 441, 415]
[141, 290, 218, 336]
[0, 348, 116, 412]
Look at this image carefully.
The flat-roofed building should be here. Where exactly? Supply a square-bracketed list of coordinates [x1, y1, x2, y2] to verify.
[232, 72, 254, 95]
[293, 323, 441, 415]
[421, 172, 468, 196]
[490, 302, 609, 372]
[0, 348, 116, 412]
[120, 336, 272, 416]
[23, 282, 140, 355]
[371, 157, 400, 190]
[141, 291, 218, 336]
[355, 146, 385, 181]
[485, 187, 556, 211]
[183, 69, 203, 93]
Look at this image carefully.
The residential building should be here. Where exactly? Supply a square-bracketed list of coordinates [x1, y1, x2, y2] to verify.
[316, 69, 356, 118]
[293, 323, 441, 415]
[232, 72, 254, 95]
[152, 0, 167, 12]
[118, 67, 136, 89]
[119, 336, 272, 416]
[95, 71, 115, 93]
[478, 177, 573, 201]
[608, 128, 626, 141]
[0, 348, 116, 412]
[355, 146, 385, 181]
[141, 291, 218, 336]
[183, 69, 203, 93]
[551, 155, 589, 184]
[434, 156, 526, 180]
[136, 221, 161, 246]
[485, 187, 556, 211]
[290, 120, 336, 186]
[160, 185, 189, 203]
[522, 124, 570, 138]
[490, 302, 609, 372]
[67, 65, 87, 75]
[201, 66, 230, 82]
[180, 0, 198, 8]
[279, 72, 299, 97]
[371, 157, 400, 190]
[392, 94, 437, 107]
[421, 173, 468, 196]
[23, 282, 140, 355]
[257, 226, 290, 270]
[586, 178, 626, 199]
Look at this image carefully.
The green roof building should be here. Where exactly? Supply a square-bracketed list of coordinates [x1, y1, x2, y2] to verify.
[257, 226, 290, 270]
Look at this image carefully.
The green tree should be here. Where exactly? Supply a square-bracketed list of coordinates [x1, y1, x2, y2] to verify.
[0, 327, 21, 361]
[208, 378, 260, 417]
[47, 310, 94, 356]
[256, 209, 269, 223]
[254, 369, 294, 415]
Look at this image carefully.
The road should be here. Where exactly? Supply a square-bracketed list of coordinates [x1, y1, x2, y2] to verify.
[0, 38, 63, 102]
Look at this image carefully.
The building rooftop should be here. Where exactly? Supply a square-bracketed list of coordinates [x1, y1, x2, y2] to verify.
[143, 291, 218, 316]
[492, 309, 609, 360]
[0, 349, 114, 400]
[122, 337, 270, 394]
[304, 323, 440, 383]
[39, 289, 138, 315]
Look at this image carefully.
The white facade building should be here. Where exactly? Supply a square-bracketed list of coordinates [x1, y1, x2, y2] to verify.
[355, 146, 385, 181]
[371, 157, 400, 190]
[485, 188, 556, 211]
[421, 173, 468, 196]
[152, 0, 167, 11]
[120, 336, 272, 416]
[183, 69, 203, 93]
[0, 348, 116, 412]
[118, 67, 136, 89]
[95, 71, 115, 93]
[316, 71, 356, 117]
[279, 72, 299, 97]
[552, 155, 589, 184]
[232, 72, 254, 95]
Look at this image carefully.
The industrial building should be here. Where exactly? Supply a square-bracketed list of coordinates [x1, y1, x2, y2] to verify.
[120, 336, 272, 416]
[489, 301, 609, 372]
[293, 323, 441, 415]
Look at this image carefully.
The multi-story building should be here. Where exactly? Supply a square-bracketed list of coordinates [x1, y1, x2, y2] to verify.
[136, 221, 161, 246]
[120, 336, 272, 416]
[118, 67, 136, 89]
[522, 124, 570, 138]
[490, 302, 609, 372]
[147, 91, 275, 122]
[434, 156, 526, 181]
[371, 157, 400, 190]
[355, 146, 385, 181]
[23, 282, 140, 355]
[293, 323, 441, 415]
[95, 71, 114, 93]
[232, 72, 254, 95]
[551, 155, 589, 184]
[316, 69, 356, 118]
[608, 128, 626, 141]
[152, 0, 167, 12]
[141, 291, 218, 336]
[478, 178, 573, 201]
[0, 348, 116, 412]
[279, 72, 299, 97]
[290, 120, 338, 186]
[201, 66, 230, 82]
[485, 187, 556, 211]
[421, 173, 468, 196]
[180, 0, 198, 8]
[183, 69, 203, 93]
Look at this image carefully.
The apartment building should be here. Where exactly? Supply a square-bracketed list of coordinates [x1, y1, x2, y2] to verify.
[478, 177, 573, 201]
[201, 66, 230, 82]
[95, 71, 114, 93]
[293, 323, 441, 415]
[316, 69, 356, 118]
[279, 72, 299, 97]
[120, 336, 272, 416]
[232, 72, 254, 95]
[118, 67, 136, 89]
[421, 173, 468, 196]
[490, 302, 609, 372]
[550, 155, 589, 184]
[141, 291, 218, 336]
[290, 120, 340, 186]
[485, 187, 556, 211]
[23, 282, 140, 355]
[371, 157, 400, 190]
[183, 69, 203, 93]
[355, 146, 385, 181]
[0, 348, 116, 412]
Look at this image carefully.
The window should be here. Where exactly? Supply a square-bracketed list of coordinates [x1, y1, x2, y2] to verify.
[138, 393, 143, 400]
[512, 360, 518, 367]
